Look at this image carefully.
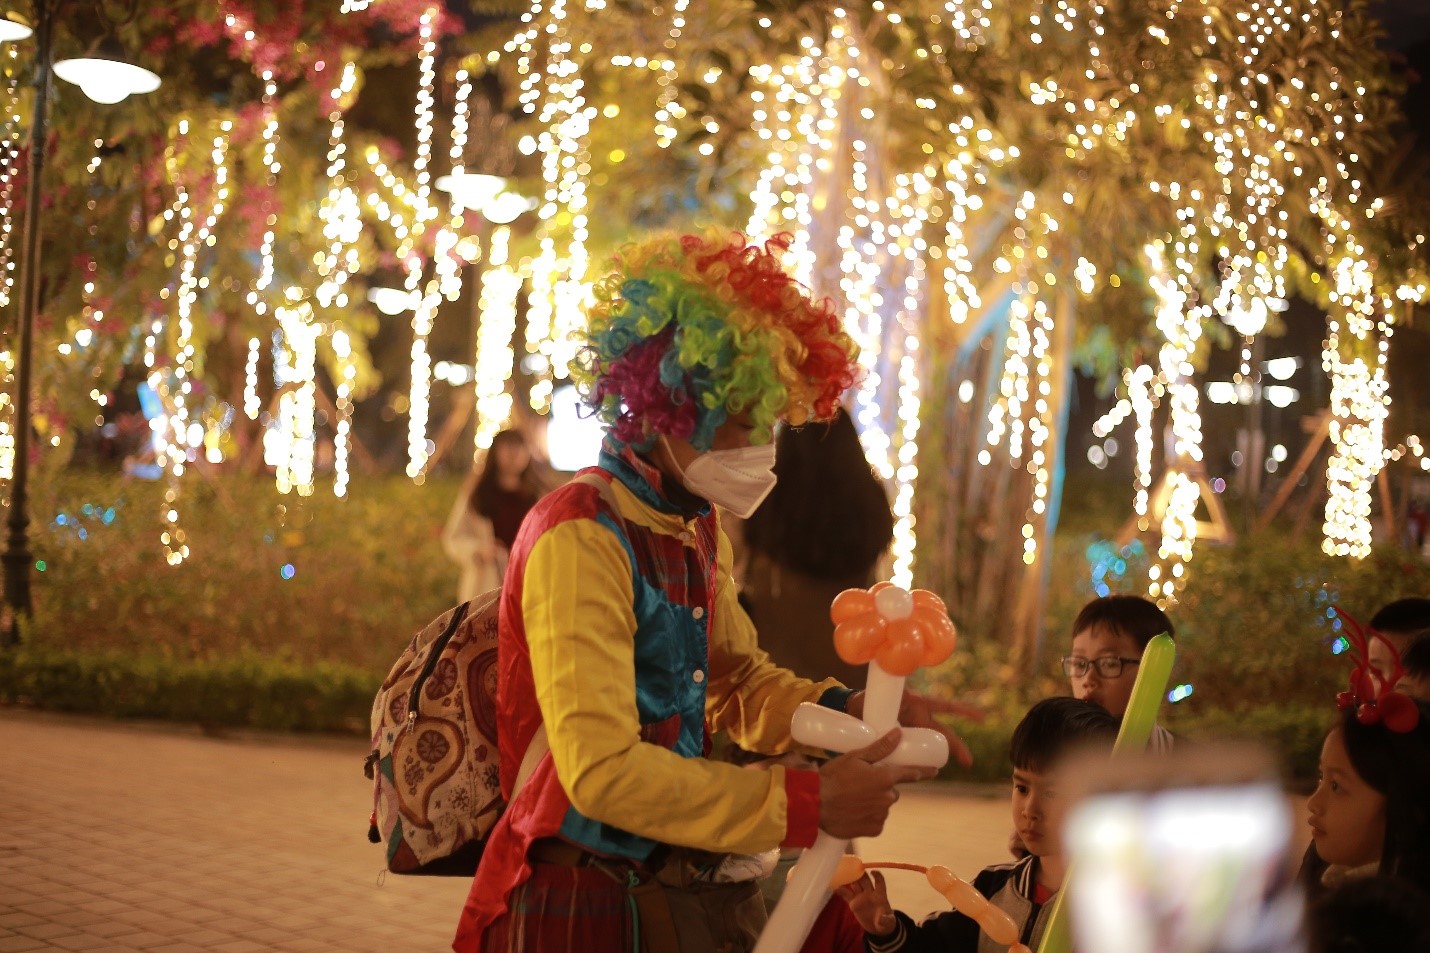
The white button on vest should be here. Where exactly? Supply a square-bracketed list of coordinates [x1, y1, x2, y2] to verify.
[692, 607, 705, 620]
[692, 670, 705, 684]
[679, 531, 693, 543]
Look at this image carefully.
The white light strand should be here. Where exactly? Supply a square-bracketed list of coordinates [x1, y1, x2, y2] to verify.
[525, 0, 593, 411]
[332, 328, 357, 497]
[1319, 220, 1387, 558]
[837, 125, 894, 480]
[653, 0, 690, 147]
[982, 191, 1044, 467]
[1127, 363, 1157, 520]
[316, 61, 361, 311]
[743, 41, 840, 286]
[1091, 397, 1132, 439]
[1145, 238, 1205, 605]
[473, 226, 522, 453]
[403, 6, 444, 476]
[243, 337, 261, 420]
[247, 71, 282, 318]
[414, 6, 438, 227]
[0, 44, 21, 309]
[942, 150, 982, 324]
[888, 171, 933, 588]
[272, 301, 318, 497]
[158, 120, 232, 566]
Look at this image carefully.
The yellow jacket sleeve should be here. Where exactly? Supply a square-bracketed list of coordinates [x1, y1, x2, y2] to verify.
[523, 517, 807, 854]
[705, 522, 846, 753]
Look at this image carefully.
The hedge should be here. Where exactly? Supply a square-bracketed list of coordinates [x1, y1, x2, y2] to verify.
[0, 647, 381, 734]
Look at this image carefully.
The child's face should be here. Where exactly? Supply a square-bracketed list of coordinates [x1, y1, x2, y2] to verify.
[1307, 727, 1385, 869]
[1011, 766, 1069, 860]
[1068, 625, 1143, 717]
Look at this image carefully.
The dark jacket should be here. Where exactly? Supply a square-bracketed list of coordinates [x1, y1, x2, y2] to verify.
[865, 855, 1051, 953]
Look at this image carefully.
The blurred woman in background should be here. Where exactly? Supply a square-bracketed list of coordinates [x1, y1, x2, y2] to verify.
[442, 428, 542, 602]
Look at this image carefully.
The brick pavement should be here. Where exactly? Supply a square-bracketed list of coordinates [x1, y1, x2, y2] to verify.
[0, 711, 1013, 952]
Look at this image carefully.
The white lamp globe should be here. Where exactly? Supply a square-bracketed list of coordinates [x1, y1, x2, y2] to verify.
[54, 54, 160, 104]
[434, 172, 507, 213]
[482, 191, 533, 225]
[0, 18, 32, 42]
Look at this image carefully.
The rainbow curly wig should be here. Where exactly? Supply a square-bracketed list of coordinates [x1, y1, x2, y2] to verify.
[571, 230, 860, 451]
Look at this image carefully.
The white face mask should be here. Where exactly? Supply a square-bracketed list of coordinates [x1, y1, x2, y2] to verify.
[672, 440, 778, 519]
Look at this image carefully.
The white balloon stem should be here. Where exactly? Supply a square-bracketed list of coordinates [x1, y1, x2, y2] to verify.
[756, 662, 911, 953]
[863, 661, 905, 734]
[753, 832, 846, 953]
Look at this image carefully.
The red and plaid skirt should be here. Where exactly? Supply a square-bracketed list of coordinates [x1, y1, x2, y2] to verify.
[481, 864, 635, 953]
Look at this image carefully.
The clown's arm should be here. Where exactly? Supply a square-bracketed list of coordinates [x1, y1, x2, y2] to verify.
[524, 517, 822, 854]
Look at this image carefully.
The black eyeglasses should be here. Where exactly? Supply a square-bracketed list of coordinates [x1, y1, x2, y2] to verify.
[1061, 655, 1141, 678]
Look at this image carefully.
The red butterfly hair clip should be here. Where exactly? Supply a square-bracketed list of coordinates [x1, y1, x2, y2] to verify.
[1332, 607, 1421, 733]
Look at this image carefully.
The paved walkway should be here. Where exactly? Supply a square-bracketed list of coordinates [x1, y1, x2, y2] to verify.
[0, 711, 1011, 952]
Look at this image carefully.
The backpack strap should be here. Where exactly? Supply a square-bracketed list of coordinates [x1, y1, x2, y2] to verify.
[511, 724, 548, 802]
[508, 471, 619, 804]
[572, 470, 621, 516]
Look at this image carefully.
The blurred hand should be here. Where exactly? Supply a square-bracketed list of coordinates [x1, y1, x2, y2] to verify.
[818, 729, 937, 839]
[846, 690, 983, 768]
[837, 871, 897, 936]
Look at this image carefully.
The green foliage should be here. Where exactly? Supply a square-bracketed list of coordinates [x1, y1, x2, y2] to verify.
[0, 647, 378, 734]
[24, 471, 459, 673]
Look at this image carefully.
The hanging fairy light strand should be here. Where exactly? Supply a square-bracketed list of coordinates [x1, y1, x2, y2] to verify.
[1145, 237, 1205, 605]
[249, 71, 282, 318]
[273, 298, 319, 496]
[473, 226, 522, 453]
[331, 328, 357, 497]
[157, 120, 233, 566]
[524, 0, 593, 412]
[837, 125, 894, 480]
[888, 171, 934, 588]
[0, 42, 21, 309]
[652, 0, 690, 147]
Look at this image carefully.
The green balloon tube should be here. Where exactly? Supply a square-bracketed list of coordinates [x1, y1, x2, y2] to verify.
[1035, 633, 1177, 953]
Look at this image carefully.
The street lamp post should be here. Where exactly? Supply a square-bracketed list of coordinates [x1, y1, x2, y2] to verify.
[1, 2, 159, 644]
[1, 7, 54, 642]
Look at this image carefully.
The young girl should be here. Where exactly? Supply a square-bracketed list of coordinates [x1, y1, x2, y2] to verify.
[1306, 697, 1430, 896]
[441, 428, 541, 601]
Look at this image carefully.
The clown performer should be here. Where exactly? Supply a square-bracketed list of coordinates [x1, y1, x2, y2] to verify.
[454, 230, 974, 953]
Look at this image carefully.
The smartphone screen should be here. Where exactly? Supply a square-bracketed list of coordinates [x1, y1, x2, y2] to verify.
[1065, 776, 1304, 953]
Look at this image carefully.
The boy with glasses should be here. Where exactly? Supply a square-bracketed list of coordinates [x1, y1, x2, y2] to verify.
[1061, 595, 1176, 753]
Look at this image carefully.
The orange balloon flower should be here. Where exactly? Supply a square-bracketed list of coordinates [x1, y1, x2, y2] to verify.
[830, 582, 957, 676]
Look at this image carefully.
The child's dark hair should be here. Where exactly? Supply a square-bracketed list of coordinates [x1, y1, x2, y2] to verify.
[1404, 636, 1430, 680]
[1010, 697, 1120, 773]
[1369, 597, 1430, 639]
[1072, 595, 1174, 651]
[1337, 699, 1430, 893]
